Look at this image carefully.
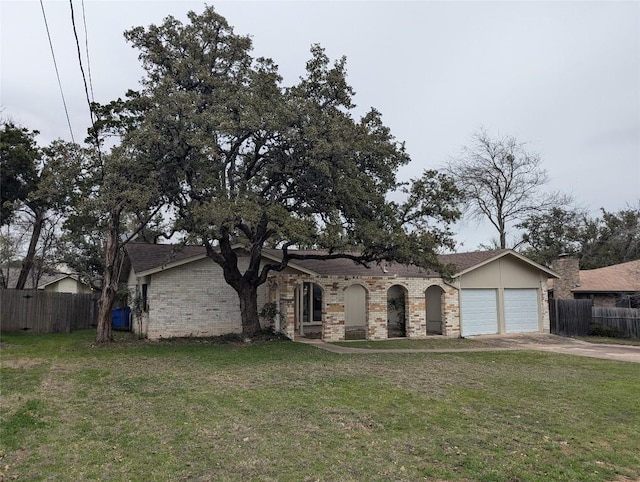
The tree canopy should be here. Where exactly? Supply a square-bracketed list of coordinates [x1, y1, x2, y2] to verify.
[518, 204, 640, 268]
[0, 122, 41, 225]
[0, 123, 75, 289]
[447, 128, 568, 249]
[105, 6, 462, 336]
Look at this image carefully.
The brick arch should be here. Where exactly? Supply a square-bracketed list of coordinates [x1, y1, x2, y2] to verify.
[344, 283, 368, 339]
[342, 281, 370, 293]
[425, 284, 445, 335]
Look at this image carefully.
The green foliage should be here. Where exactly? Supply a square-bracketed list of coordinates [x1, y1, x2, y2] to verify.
[580, 205, 640, 269]
[258, 302, 281, 325]
[0, 122, 40, 224]
[518, 206, 586, 265]
[104, 6, 461, 335]
[0, 123, 84, 289]
[519, 203, 640, 268]
[588, 323, 626, 339]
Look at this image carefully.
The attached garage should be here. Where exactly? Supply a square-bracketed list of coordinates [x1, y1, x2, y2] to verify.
[460, 289, 498, 336]
[455, 251, 555, 336]
[504, 289, 539, 333]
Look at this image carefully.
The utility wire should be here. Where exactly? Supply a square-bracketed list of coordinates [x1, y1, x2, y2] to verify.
[39, 0, 76, 143]
[69, 0, 94, 124]
[80, 0, 95, 103]
[69, 0, 103, 162]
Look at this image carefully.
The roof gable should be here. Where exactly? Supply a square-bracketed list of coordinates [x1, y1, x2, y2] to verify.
[126, 243, 207, 276]
[449, 249, 559, 278]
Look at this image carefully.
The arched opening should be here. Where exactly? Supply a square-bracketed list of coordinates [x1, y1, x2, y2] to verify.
[345, 284, 367, 339]
[425, 285, 445, 335]
[387, 284, 407, 338]
[295, 282, 323, 338]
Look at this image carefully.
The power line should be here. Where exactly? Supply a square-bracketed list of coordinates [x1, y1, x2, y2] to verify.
[69, 0, 102, 160]
[81, 0, 95, 104]
[39, 0, 76, 143]
[69, 0, 94, 125]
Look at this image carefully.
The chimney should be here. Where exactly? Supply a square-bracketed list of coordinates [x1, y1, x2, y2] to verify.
[551, 255, 580, 299]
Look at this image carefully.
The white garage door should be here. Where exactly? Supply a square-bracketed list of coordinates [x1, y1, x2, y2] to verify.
[461, 289, 498, 336]
[504, 289, 539, 333]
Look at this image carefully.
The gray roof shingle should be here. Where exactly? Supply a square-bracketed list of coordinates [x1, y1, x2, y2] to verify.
[126, 243, 508, 278]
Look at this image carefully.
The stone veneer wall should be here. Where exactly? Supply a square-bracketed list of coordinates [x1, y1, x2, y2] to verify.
[540, 280, 551, 331]
[551, 257, 580, 299]
[268, 274, 460, 342]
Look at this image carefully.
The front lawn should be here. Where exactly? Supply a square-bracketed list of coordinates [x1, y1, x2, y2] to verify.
[1, 331, 639, 481]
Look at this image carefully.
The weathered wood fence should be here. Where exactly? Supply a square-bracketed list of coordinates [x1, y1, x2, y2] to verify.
[550, 299, 640, 339]
[0, 289, 98, 333]
[549, 299, 592, 337]
[592, 306, 640, 339]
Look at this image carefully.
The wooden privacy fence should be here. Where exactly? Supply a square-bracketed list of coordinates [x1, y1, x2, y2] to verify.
[592, 306, 640, 339]
[549, 299, 592, 337]
[550, 299, 640, 339]
[0, 289, 98, 333]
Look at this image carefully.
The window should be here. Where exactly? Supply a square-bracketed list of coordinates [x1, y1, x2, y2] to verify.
[141, 284, 148, 312]
[302, 282, 322, 323]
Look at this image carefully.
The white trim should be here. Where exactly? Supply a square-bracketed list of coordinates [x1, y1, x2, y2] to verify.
[136, 253, 209, 278]
[454, 250, 559, 279]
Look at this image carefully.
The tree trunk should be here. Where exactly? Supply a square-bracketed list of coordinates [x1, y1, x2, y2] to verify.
[95, 207, 122, 343]
[238, 284, 261, 338]
[15, 208, 45, 290]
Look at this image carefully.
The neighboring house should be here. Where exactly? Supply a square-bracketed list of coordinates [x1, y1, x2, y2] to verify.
[2, 266, 94, 294]
[38, 273, 95, 294]
[125, 243, 557, 341]
[551, 257, 640, 308]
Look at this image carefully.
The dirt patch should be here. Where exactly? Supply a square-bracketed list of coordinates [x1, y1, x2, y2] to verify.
[1, 358, 43, 369]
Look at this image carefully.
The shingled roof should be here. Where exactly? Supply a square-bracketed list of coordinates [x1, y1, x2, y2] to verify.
[275, 249, 508, 277]
[125, 243, 513, 278]
[573, 259, 640, 293]
[125, 242, 206, 274]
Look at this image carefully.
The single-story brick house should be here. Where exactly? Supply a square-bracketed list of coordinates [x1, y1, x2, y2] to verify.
[124, 243, 557, 341]
[550, 257, 640, 308]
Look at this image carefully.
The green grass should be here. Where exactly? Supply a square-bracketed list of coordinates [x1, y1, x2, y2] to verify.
[1, 330, 639, 481]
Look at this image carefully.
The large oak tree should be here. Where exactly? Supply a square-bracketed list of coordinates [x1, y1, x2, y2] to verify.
[110, 7, 461, 337]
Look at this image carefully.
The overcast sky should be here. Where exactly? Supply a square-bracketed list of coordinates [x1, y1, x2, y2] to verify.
[1, 1, 639, 250]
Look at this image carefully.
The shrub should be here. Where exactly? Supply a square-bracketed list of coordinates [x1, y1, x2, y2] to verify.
[589, 323, 625, 338]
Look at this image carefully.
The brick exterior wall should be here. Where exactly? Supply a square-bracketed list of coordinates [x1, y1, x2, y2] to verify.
[131, 257, 267, 340]
[267, 274, 459, 342]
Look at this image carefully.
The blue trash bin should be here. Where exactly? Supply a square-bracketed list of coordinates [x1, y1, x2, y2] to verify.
[111, 307, 131, 331]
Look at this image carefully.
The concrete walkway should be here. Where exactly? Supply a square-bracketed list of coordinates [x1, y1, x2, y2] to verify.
[295, 334, 640, 363]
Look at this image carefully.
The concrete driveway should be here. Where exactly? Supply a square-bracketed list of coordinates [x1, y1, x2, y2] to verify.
[298, 334, 640, 363]
[473, 334, 640, 363]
